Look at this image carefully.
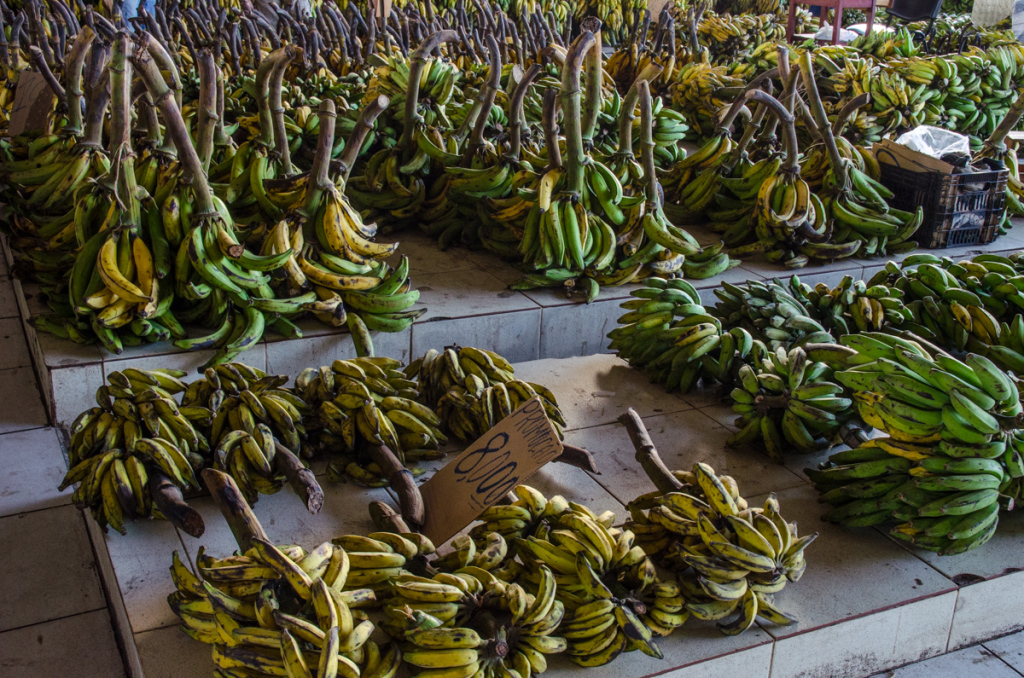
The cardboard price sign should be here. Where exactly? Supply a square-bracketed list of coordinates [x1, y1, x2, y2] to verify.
[8, 71, 55, 137]
[420, 397, 563, 544]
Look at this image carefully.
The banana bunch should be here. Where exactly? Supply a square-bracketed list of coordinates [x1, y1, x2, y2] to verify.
[707, 154, 783, 248]
[727, 345, 853, 459]
[468, 485, 571, 545]
[711, 276, 834, 351]
[382, 560, 568, 678]
[409, 346, 566, 442]
[516, 501, 673, 663]
[669, 61, 742, 137]
[802, 275, 910, 336]
[293, 356, 447, 468]
[810, 333, 1023, 554]
[332, 532, 436, 595]
[660, 132, 735, 220]
[60, 368, 204, 533]
[625, 462, 815, 636]
[608, 276, 726, 393]
[168, 537, 400, 678]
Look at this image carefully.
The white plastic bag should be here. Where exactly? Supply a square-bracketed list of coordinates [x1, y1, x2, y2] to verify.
[895, 126, 970, 159]
[813, 23, 859, 42]
[973, 0, 1013, 27]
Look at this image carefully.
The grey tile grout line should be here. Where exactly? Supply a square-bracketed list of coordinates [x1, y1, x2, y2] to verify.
[981, 636, 1024, 678]
[0, 607, 112, 636]
[0, 501, 75, 520]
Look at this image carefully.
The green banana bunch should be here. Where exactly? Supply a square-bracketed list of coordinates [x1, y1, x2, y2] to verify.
[711, 276, 834, 352]
[625, 462, 814, 636]
[168, 536, 401, 678]
[809, 331, 1023, 554]
[727, 344, 853, 459]
[608, 276, 724, 393]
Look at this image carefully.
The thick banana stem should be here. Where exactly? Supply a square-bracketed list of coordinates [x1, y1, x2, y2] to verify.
[617, 62, 664, 157]
[580, 16, 603, 147]
[465, 33, 502, 163]
[151, 471, 204, 538]
[639, 80, 657, 204]
[542, 87, 562, 170]
[556, 443, 601, 474]
[746, 90, 799, 174]
[273, 442, 324, 514]
[985, 89, 1024, 151]
[195, 49, 218, 174]
[339, 94, 388, 188]
[366, 443, 425, 528]
[110, 34, 141, 228]
[253, 48, 288, 150]
[832, 92, 871, 137]
[369, 500, 411, 533]
[561, 30, 597, 196]
[269, 45, 300, 174]
[133, 45, 215, 215]
[301, 99, 337, 217]
[798, 51, 844, 181]
[400, 29, 458, 161]
[507, 63, 543, 160]
[141, 31, 183, 110]
[28, 45, 66, 105]
[618, 408, 683, 495]
[63, 26, 94, 136]
[202, 468, 267, 552]
[80, 63, 111, 148]
[213, 67, 230, 147]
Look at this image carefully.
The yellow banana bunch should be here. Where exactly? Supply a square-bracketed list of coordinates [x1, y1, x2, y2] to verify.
[625, 462, 814, 635]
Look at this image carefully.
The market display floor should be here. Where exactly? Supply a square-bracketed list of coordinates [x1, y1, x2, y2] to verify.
[3, 297, 1024, 677]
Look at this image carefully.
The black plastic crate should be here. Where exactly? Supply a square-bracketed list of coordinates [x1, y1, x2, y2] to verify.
[877, 158, 1007, 249]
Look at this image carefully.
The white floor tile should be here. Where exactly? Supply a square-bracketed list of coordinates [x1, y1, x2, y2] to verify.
[948, 570, 1024, 651]
[412, 309, 542, 365]
[0, 280, 17, 319]
[265, 330, 359, 378]
[48, 362, 103, 430]
[512, 354, 692, 431]
[0, 427, 71, 517]
[0, 367, 48, 433]
[0, 506, 105, 632]
[0, 609, 124, 677]
[770, 591, 957, 678]
[874, 644, 1023, 678]
[908, 508, 1024, 581]
[412, 268, 539, 323]
[0, 318, 31, 370]
[751, 484, 955, 641]
[538, 298, 620, 359]
[102, 516, 190, 634]
[985, 629, 1024, 674]
[564, 410, 807, 506]
[545, 623, 774, 678]
[135, 624, 215, 678]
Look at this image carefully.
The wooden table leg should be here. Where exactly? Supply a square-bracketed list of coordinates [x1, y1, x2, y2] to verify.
[787, 0, 798, 42]
[833, 4, 842, 43]
[866, 0, 876, 35]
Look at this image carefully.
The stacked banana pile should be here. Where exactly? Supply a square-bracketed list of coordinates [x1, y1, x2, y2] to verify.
[809, 333, 1024, 554]
[169, 535, 416, 678]
[608, 276, 729, 393]
[727, 345, 853, 459]
[293, 356, 448, 481]
[625, 463, 815, 635]
[60, 368, 205, 534]
[408, 347, 566, 442]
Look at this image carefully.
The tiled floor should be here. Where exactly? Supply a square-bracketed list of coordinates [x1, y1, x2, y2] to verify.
[4, 243, 1024, 677]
